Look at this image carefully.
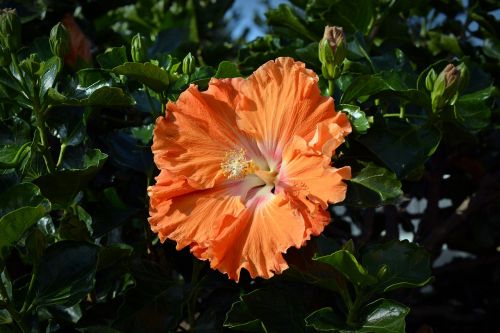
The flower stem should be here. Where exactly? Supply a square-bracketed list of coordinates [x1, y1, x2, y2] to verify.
[56, 143, 68, 169]
[346, 293, 363, 327]
[383, 113, 427, 120]
[34, 102, 55, 173]
[328, 79, 335, 97]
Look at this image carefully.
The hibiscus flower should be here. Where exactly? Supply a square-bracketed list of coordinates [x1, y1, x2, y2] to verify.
[148, 57, 351, 281]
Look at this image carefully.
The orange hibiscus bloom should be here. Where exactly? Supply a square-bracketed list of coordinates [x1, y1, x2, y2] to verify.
[149, 57, 351, 281]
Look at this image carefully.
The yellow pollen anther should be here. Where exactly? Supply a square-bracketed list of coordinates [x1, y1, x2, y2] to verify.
[221, 149, 255, 180]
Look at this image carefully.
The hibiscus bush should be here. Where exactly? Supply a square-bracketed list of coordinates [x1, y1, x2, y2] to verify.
[1, 0, 499, 332]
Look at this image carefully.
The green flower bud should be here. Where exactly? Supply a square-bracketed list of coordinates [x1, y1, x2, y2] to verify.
[182, 52, 195, 75]
[0, 8, 22, 51]
[456, 62, 469, 93]
[20, 53, 41, 77]
[0, 45, 10, 67]
[131, 33, 147, 63]
[49, 22, 70, 58]
[318, 26, 346, 80]
[431, 64, 461, 111]
[425, 68, 437, 92]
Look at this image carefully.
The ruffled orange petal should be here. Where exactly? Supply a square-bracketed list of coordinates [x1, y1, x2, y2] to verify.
[152, 78, 263, 188]
[206, 191, 309, 281]
[279, 135, 351, 210]
[149, 175, 263, 250]
[236, 57, 350, 166]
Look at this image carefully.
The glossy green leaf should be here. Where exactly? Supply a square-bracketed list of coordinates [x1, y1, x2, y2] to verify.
[225, 287, 311, 333]
[0, 142, 30, 169]
[0, 183, 51, 260]
[215, 61, 241, 78]
[362, 240, 432, 293]
[357, 121, 441, 178]
[341, 71, 427, 107]
[338, 104, 370, 134]
[96, 46, 128, 69]
[48, 85, 135, 107]
[314, 250, 377, 286]
[266, 4, 318, 41]
[46, 107, 86, 146]
[39, 56, 62, 99]
[308, 0, 374, 34]
[34, 149, 108, 207]
[454, 86, 496, 132]
[305, 307, 346, 332]
[31, 241, 99, 308]
[112, 62, 170, 92]
[358, 299, 409, 333]
[346, 162, 403, 207]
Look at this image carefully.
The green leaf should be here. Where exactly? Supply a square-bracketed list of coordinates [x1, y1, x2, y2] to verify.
[39, 56, 62, 100]
[31, 241, 99, 308]
[48, 85, 135, 107]
[96, 46, 128, 69]
[189, 66, 216, 88]
[308, 0, 374, 34]
[346, 162, 403, 207]
[77, 69, 113, 87]
[362, 240, 432, 293]
[314, 250, 377, 286]
[0, 309, 12, 325]
[0, 142, 30, 169]
[215, 61, 241, 78]
[112, 62, 170, 92]
[358, 299, 409, 333]
[427, 31, 462, 56]
[0, 183, 51, 261]
[305, 307, 346, 332]
[266, 4, 319, 41]
[357, 121, 441, 178]
[483, 38, 500, 60]
[34, 149, 108, 207]
[224, 287, 310, 333]
[453, 86, 496, 132]
[338, 104, 370, 134]
[113, 260, 184, 333]
[46, 107, 86, 146]
[341, 71, 428, 107]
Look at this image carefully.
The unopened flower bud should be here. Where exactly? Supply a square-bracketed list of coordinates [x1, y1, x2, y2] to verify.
[443, 64, 460, 89]
[131, 33, 147, 63]
[318, 26, 346, 80]
[455, 62, 469, 93]
[49, 22, 70, 58]
[431, 63, 461, 111]
[0, 9, 22, 51]
[20, 53, 41, 77]
[323, 26, 346, 59]
[425, 69, 437, 92]
[182, 52, 195, 75]
[0, 45, 10, 67]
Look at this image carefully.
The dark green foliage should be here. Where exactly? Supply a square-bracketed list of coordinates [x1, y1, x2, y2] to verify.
[0, 0, 498, 332]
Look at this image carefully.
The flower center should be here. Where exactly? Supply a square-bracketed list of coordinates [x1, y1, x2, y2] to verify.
[221, 149, 256, 180]
[221, 149, 277, 185]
